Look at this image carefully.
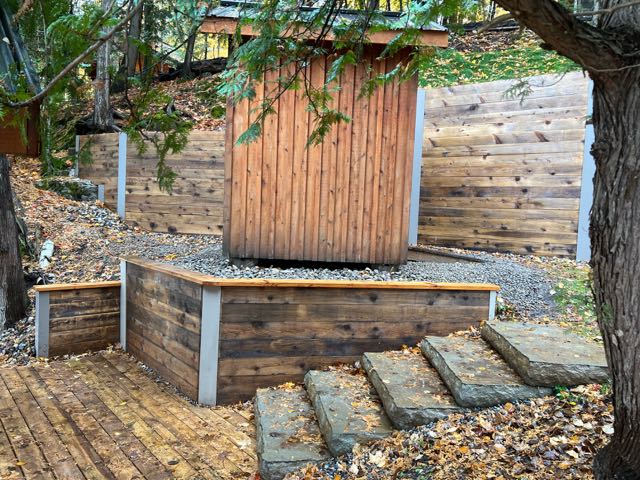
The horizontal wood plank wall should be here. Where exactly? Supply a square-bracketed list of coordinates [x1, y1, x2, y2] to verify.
[216, 286, 491, 403]
[125, 261, 202, 400]
[420, 72, 589, 256]
[78, 133, 120, 209]
[125, 130, 225, 234]
[226, 48, 418, 264]
[45, 284, 120, 356]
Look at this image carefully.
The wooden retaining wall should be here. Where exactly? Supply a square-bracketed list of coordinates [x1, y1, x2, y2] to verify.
[78, 130, 225, 235]
[35, 282, 121, 357]
[122, 257, 499, 405]
[420, 72, 589, 256]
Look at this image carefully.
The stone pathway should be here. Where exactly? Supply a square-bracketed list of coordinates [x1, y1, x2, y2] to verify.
[254, 321, 609, 480]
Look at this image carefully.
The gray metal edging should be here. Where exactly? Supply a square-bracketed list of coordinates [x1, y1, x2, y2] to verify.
[408, 88, 426, 246]
[117, 132, 128, 219]
[35, 291, 49, 357]
[198, 285, 222, 405]
[120, 260, 127, 350]
[97, 184, 105, 203]
[576, 78, 594, 262]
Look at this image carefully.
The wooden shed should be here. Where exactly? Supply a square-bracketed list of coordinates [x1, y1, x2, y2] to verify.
[202, 4, 447, 265]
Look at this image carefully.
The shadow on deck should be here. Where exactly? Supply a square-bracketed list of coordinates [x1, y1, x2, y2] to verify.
[0, 351, 257, 479]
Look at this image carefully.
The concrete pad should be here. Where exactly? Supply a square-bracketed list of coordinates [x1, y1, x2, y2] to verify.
[255, 387, 330, 480]
[304, 370, 393, 456]
[481, 321, 609, 387]
[362, 351, 462, 429]
[421, 335, 552, 408]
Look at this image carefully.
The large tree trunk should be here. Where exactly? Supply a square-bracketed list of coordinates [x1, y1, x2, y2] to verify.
[183, 31, 197, 78]
[125, 0, 142, 77]
[590, 71, 640, 479]
[93, 0, 115, 130]
[0, 155, 27, 331]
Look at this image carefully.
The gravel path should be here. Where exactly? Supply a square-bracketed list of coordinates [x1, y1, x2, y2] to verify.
[175, 245, 556, 318]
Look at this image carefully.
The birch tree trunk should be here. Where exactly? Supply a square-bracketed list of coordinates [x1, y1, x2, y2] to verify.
[93, 0, 116, 130]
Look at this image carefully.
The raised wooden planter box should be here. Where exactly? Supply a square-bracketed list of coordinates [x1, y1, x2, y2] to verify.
[34, 281, 121, 357]
[122, 257, 499, 405]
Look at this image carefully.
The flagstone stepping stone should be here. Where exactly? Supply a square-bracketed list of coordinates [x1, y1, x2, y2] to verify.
[304, 370, 393, 456]
[255, 387, 330, 480]
[362, 351, 462, 429]
[481, 321, 609, 387]
[420, 335, 552, 407]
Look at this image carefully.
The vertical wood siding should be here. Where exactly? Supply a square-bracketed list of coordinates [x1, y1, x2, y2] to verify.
[225, 49, 418, 264]
[420, 72, 589, 256]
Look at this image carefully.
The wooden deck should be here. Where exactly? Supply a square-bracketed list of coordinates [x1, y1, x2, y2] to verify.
[0, 351, 257, 479]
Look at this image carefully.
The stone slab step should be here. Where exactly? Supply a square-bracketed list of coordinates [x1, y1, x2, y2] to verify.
[362, 351, 462, 429]
[481, 321, 609, 387]
[420, 335, 552, 408]
[304, 370, 393, 456]
[255, 387, 330, 480]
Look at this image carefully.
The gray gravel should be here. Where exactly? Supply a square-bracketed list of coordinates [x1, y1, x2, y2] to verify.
[175, 245, 555, 318]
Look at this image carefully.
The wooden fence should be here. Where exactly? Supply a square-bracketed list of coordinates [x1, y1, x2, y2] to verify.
[78, 131, 224, 235]
[77, 73, 591, 258]
[35, 282, 121, 357]
[419, 72, 590, 256]
[122, 257, 498, 404]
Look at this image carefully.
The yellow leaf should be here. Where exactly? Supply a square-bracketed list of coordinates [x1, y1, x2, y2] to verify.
[459, 446, 470, 454]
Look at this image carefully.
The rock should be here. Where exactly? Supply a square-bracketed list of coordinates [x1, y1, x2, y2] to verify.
[421, 336, 552, 408]
[305, 370, 393, 456]
[39, 240, 55, 270]
[362, 351, 462, 429]
[481, 321, 609, 387]
[36, 177, 98, 201]
[255, 387, 330, 480]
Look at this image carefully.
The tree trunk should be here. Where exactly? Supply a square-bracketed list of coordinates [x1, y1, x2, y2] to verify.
[93, 0, 115, 130]
[183, 31, 196, 78]
[589, 71, 640, 479]
[125, 0, 142, 77]
[0, 155, 27, 332]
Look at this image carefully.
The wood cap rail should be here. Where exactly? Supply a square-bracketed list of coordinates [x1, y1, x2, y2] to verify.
[123, 257, 500, 291]
[34, 281, 122, 292]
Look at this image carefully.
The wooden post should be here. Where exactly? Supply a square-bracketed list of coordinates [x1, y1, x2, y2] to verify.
[198, 285, 221, 405]
[408, 88, 426, 246]
[120, 260, 127, 350]
[576, 78, 594, 262]
[35, 291, 50, 357]
[117, 132, 127, 220]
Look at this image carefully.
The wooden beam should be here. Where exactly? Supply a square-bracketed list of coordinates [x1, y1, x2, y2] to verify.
[200, 17, 449, 48]
[34, 281, 122, 292]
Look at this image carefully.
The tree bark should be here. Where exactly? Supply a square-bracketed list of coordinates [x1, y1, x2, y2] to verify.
[183, 31, 197, 78]
[92, 0, 116, 130]
[494, 1, 640, 478]
[125, 0, 142, 77]
[0, 155, 27, 332]
[589, 70, 640, 480]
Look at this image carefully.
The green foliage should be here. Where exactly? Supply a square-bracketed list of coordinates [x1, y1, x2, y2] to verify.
[125, 81, 193, 192]
[420, 41, 579, 88]
[195, 78, 226, 119]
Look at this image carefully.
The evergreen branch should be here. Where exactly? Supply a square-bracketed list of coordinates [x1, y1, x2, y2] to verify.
[2, 0, 144, 109]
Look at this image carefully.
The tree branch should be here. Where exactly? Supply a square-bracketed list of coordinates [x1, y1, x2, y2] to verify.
[494, 0, 626, 76]
[2, 0, 144, 109]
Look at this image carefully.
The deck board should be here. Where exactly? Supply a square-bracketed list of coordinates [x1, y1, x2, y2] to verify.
[0, 351, 257, 479]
